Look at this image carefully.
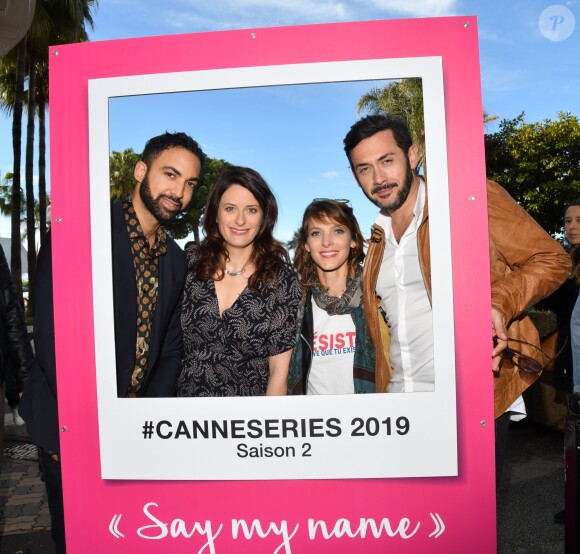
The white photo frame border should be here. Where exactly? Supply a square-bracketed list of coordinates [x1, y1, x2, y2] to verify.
[88, 56, 456, 480]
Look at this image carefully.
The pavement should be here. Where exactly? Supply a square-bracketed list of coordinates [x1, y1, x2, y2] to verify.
[1, 407, 54, 554]
[0, 404, 569, 553]
[497, 419, 566, 554]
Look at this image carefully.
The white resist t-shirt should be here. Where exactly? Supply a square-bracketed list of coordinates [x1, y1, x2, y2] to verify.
[307, 299, 356, 395]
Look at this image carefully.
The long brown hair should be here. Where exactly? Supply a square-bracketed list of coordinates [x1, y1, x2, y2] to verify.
[566, 198, 580, 284]
[293, 200, 365, 287]
[195, 166, 290, 291]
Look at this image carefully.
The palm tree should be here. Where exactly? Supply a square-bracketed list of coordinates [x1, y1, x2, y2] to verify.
[0, 173, 24, 218]
[26, 1, 97, 313]
[286, 229, 300, 254]
[24, 46, 38, 315]
[357, 77, 426, 173]
[483, 110, 499, 129]
[0, 0, 98, 310]
[41, 1, 98, 223]
[10, 39, 26, 300]
[357, 80, 502, 179]
[0, 56, 23, 286]
[36, 60, 49, 245]
[0, 173, 29, 261]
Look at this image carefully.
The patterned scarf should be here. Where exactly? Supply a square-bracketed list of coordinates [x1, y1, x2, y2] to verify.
[287, 264, 375, 394]
[311, 265, 363, 315]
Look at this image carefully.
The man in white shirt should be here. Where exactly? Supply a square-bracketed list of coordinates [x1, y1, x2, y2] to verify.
[343, 114, 570, 480]
[373, 174, 433, 392]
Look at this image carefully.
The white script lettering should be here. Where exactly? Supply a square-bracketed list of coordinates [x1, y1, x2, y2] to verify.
[308, 517, 420, 540]
[231, 519, 299, 554]
[137, 502, 223, 553]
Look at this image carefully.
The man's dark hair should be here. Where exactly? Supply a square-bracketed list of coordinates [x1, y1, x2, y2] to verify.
[141, 131, 205, 169]
[343, 114, 413, 170]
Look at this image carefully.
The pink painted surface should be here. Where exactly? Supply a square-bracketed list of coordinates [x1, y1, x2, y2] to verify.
[50, 17, 495, 552]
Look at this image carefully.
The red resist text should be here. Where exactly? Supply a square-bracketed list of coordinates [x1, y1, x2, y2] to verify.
[313, 332, 356, 351]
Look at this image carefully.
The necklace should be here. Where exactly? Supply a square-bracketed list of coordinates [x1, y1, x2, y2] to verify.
[225, 267, 247, 277]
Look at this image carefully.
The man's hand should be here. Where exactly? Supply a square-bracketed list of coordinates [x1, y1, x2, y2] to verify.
[491, 308, 508, 373]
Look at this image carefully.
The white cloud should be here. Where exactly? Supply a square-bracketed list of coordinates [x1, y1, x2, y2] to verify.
[477, 27, 514, 45]
[362, 0, 459, 18]
[95, 0, 463, 38]
[480, 62, 525, 94]
[155, 0, 461, 33]
[164, 0, 349, 31]
[215, 0, 348, 19]
[321, 171, 340, 179]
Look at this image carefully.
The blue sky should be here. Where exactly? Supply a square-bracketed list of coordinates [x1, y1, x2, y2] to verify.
[1, 0, 579, 244]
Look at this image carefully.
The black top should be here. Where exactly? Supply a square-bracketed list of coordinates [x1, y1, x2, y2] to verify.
[177, 249, 302, 396]
[20, 203, 187, 454]
[540, 278, 579, 391]
[0, 244, 33, 390]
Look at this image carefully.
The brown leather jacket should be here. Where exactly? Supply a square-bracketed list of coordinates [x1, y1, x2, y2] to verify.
[362, 179, 571, 417]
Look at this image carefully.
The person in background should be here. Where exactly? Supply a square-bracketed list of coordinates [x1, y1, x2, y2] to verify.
[5, 363, 26, 426]
[543, 198, 580, 524]
[288, 199, 375, 394]
[0, 243, 33, 461]
[20, 131, 204, 553]
[177, 166, 302, 397]
[567, 199, 580, 414]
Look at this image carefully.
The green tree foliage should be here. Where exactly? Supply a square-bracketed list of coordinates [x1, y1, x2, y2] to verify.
[286, 229, 300, 254]
[357, 77, 426, 173]
[485, 112, 580, 236]
[1, 173, 49, 234]
[109, 150, 230, 242]
[110, 148, 141, 200]
[0, 173, 22, 216]
[176, 157, 231, 243]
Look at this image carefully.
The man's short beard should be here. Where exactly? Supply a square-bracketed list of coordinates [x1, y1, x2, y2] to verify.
[139, 173, 182, 225]
[367, 161, 415, 212]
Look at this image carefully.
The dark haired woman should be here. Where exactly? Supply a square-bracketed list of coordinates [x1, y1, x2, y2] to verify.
[541, 200, 580, 402]
[176, 166, 302, 397]
[288, 200, 376, 394]
[546, 200, 580, 523]
[566, 200, 580, 413]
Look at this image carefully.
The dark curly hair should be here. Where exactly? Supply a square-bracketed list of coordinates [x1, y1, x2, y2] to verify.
[195, 166, 290, 291]
[293, 200, 365, 287]
[343, 114, 413, 171]
[141, 131, 205, 169]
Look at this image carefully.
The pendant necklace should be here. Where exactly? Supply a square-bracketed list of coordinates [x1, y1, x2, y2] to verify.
[225, 259, 249, 277]
[225, 267, 247, 277]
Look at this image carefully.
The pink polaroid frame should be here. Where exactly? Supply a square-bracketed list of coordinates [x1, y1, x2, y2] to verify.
[50, 17, 495, 552]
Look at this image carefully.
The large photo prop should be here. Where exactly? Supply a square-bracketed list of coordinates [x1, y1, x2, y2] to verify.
[52, 17, 496, 551]
[90, 56, 456, 480]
